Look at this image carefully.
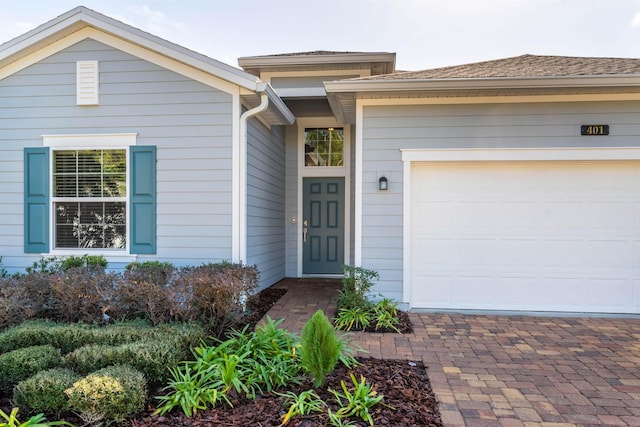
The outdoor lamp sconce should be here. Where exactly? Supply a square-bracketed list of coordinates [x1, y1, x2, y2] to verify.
[378, 176, 388, 191]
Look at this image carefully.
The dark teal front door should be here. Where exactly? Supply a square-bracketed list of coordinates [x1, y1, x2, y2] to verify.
[303, 177, 344, 274]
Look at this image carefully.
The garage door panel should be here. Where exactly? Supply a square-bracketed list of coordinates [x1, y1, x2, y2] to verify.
[588, 241, 634, 268]
[587, 279, 633, 308]
[588, 202, 637, 230]
[410, 161, 640, 313]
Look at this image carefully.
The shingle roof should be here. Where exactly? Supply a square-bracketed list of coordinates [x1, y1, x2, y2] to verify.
[355, 54, 640, 80]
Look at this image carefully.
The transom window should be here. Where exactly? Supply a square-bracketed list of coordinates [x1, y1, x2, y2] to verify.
[304, 127, 344, 167]
[52, 149, 126, 249]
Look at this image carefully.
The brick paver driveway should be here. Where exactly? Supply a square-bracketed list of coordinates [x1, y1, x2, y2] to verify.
[267, 280, 640, 426]
[402, 314, 640, 427]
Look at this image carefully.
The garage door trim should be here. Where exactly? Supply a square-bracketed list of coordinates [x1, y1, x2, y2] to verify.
[401, 147, 640, 311]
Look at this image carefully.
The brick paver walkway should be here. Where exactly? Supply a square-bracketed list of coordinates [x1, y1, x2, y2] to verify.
[264, 279, 640, 426]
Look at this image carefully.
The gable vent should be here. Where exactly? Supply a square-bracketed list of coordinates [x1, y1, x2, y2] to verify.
[76, 61, 99, 105]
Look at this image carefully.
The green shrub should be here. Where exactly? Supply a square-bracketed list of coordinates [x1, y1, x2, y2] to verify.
[66, 364, 147, 425]
[0, 345, 64, 392]
[67, 323, 204, 384]
[300, 310, 343, 387]
[337, 266, 379, 311]
[59, 255, 108, 271]
[13, 368, 81, 416]
[65, 344, 120, 375]
[0, 320, 96, 354]
[334, 266, 402, 333]
[25, 257, 62, 274]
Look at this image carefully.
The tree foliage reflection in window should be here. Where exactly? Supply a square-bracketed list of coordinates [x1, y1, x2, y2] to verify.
[304, 128, 344, 167]
[53, 149, 126, 249]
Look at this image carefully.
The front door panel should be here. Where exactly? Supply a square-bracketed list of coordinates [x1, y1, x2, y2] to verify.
[303, 177, 344, 274]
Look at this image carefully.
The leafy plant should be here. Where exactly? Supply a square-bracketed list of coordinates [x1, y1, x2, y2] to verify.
[327, 408, 357, 427]
[156, 318, 300, 416]
[155, 362, 230, 417]
[0, 408, 72, 427]
[329, 374, 386, 426]
[372, 298, 400, 332]
[25, 257, 62, 275]
[334, 307, 371, 332]
[279, 389, 325, 426]
[337, 266, 379, 310]
[58, 255, 107, 272]
[300, 310, 343, 387]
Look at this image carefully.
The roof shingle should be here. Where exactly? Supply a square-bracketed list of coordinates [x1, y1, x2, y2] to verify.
[355, 54, 640, 80]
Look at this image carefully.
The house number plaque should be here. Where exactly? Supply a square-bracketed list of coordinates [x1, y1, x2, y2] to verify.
[581, 125, 609, 136]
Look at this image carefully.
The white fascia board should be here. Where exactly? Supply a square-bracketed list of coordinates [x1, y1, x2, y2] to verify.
[324, 74, 640, 93]
[0, 6, 261, 91]
[239, 52, 396, 71]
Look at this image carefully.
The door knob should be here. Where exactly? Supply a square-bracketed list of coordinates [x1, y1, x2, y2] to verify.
[303, 220, 308, 243]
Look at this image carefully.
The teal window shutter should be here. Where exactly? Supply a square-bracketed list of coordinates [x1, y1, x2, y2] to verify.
[130, 146, 156, 254]
[24, 147, 50, 253]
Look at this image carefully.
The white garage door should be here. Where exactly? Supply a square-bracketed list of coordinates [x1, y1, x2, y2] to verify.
[410, 161, 640, 313]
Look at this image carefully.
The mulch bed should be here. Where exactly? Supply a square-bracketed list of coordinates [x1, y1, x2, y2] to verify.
[133, 357, 442, 427]
[1, 285, 443, 427]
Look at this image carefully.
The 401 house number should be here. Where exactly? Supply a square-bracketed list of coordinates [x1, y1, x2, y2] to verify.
[581, 125, 609, 136]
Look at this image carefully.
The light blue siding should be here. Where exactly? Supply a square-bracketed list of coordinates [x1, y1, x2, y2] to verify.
[0, 39, 234, 271]
[284, 125, 300, 277]
[361, 101, 640, 303]
[246, 119, 286, 289]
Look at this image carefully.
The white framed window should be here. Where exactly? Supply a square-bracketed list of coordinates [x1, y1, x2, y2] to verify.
[43, 134, 137, 252]
[52, 149, 127, 249]
[304, 127, 344, 167]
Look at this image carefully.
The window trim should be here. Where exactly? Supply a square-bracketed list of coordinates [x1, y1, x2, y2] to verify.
[43, 134, 137, 255]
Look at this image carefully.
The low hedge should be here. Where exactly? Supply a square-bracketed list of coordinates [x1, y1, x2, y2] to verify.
[0, 259, 260, 335]
[13, 368, 81, 416]
[0, 345, 64, 392]
[0, 320, 96, 354]
[65, 364, 147, 424]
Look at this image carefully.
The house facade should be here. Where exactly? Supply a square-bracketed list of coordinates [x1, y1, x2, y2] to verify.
[2, 7, 640, 313]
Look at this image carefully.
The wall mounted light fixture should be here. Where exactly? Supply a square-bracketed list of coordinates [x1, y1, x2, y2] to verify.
[378, 176, 388, 191]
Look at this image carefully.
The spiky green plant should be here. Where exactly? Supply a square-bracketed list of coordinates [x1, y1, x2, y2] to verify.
[299, 310, 342, 387]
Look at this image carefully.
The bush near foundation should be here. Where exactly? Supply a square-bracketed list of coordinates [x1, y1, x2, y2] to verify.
[65, 364, 147, 425]
[0, 320, 96, 354]
[169, 262, 259, 337]
[13, 368, 81, 416]
[0, 345, 64, 392]
[0, 257, 260, 334]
